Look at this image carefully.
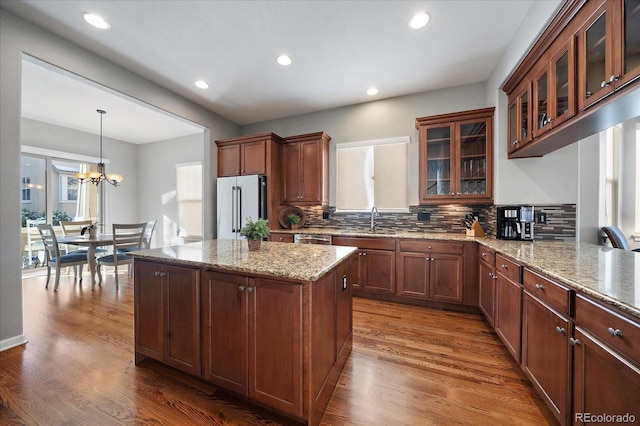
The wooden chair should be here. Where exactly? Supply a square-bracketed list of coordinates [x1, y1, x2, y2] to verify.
[24, 218, 45, 267]
[97, 223, 145, 289]
[142, 220, 157, 249]
[602, 226, 640, 252]
[37, 224, 89, 291]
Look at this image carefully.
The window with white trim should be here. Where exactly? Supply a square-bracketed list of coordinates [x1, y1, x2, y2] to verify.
[336, 136, 409, 212]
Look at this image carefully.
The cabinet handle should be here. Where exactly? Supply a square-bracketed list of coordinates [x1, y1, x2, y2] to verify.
[569, 338, 581, 346]
[428, 245, 432, 249]
[601, 80, 611, 88]
[535, 283, 544, 290]
[607, 327, 623, 337]
[501, 264, 508, 269]
[154, 271, 160, 277]
[238, 285, 246, 292]
[555, 326, 566, 334]
[155, 271, 167, 277]
[430, 257, 435, 262]
[511, 140, 519, 146]
[363, 252, 367, 256]
[246, 286, 254, 293]
[481, 252, 487, 257]
[456, 192, 461, 195]
[609, 74, 620, 83]
[547, 117, 554, 124]
[235, 170, 239, 174]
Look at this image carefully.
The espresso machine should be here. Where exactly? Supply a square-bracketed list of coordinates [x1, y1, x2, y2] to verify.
[497, 205, 535, 240]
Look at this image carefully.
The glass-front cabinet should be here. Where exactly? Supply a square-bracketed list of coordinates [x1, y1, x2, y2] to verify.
[579, 0, 640, 110]
[417, 107, 494, 205]
[507, 83, 531, 154]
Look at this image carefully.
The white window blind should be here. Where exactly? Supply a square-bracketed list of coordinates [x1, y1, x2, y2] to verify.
[336, 136, 409, 212]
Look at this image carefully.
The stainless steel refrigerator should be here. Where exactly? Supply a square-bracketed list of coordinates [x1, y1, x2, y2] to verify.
[216, 175, 267, 239]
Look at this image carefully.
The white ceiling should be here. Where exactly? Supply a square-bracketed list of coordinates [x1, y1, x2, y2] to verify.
[3, 0, 556, 143]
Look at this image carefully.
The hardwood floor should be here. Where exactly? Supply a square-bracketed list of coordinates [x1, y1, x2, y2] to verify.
[0, 271, 556, 425]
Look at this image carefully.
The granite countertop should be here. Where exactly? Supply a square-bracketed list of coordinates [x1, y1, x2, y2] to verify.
[277, 227, 640, 319]
[128, 239, 357, 282]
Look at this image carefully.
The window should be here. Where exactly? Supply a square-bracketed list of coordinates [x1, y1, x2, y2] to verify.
[599, 126, 620, 227]
[21, 177, 32, 202]
[58, 175, 79, 202]
[336, 136, 409, 212]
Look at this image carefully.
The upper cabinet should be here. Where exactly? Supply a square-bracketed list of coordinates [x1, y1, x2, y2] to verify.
[416, 107, 494, 205]
[281, 132, 330, 206]
[503, 0, 640, 159]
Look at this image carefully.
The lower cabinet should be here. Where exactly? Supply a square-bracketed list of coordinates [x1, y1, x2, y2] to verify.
[478, 260, 497, 325]
[201, 271, 303, 418]
[571, 327, 640, 425]
[522, 292, 571, 425]
[134, 260, 201, 376]
[397, 251, 463, 303]
[494, 255, 523, 362]
[332, 236, 396, 294]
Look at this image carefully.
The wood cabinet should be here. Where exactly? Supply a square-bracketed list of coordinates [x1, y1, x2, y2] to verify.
[134, 260, 201, 376]
[507, 82, 532, 154]
[332, 236, 395, 294]
[268, 233, 294, 243]
[478, 245, 497, 325]
[281, 132, 330, 205]
[416, 108, 494, 205]
[218, 139, 266, 177]
[201, 271, 303, 418]
[521, 268, 574, 426]
[494, 254, 523, 363]
[397, 240, 464, 304]
[577, 0, 640, 110]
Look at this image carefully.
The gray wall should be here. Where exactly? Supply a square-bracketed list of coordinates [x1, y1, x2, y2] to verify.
[0, 10, 239, 350]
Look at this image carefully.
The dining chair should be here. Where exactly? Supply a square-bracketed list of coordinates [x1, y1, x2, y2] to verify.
[602, 226, 640, 252]
[118, 219, 157, 252]
[24, 218, 46, 267]
[96, 223, 146, 288]
[37, 224, 89, 291]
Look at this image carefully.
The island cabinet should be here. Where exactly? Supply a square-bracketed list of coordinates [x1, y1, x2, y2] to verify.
[572, 294, 640, 424]
[521, 268, 573, 426]
[134, 260, 201, 376]
[268, 233, 294, 243]
[478, 245, 497, 325]
[494, 254, 523, 363]
[332, 236, 395, 294]
[281, 132, 330, 206]
[397, 240, 463, 304]
[416, 107, 494, 205]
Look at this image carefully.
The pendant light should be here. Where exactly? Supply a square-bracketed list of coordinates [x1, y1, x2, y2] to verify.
[76, 109, 123, 186]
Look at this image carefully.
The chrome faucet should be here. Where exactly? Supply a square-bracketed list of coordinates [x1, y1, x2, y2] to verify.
[370, 206, 380, 231]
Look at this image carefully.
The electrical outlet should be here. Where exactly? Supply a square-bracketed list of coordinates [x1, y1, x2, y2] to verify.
[417, 212, 430, 221]
[537, 212, 547, 224]
[322, 211, 330, 220]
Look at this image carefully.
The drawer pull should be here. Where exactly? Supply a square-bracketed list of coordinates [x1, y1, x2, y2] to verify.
[238, 285, 246, 292]
[569, 338, 581, 346]
[535, 284, 544, 290]
[555, 326, 566, 334]
[607, 327, 623, 337]
[246, 286, 255, 293]
[501, 264, 508, 269]
[481, 252, 487, 257]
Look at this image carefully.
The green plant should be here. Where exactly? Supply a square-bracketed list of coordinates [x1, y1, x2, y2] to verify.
[240, 217, 269, 240]
[287, 214, 301, 225]
[52, 210, 73, 226]
[21, 208, 45, 227]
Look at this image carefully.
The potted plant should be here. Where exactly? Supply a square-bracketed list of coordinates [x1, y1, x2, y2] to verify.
[287, 213, 302, 229]
[240, 217, 269, 250]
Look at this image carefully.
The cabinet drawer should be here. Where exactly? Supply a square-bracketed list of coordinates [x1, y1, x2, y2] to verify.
[333, 236, 396, 251]
[268, 233, 294, 243]
[399, 240, 463, 254]
[496, 254, 522, 283]
[575, 294, 640, 365]
[523, 268, 572, 316]
[478, 245, 495, 266]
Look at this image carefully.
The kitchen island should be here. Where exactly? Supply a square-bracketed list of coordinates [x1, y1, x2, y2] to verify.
[128, 239, 358, 426]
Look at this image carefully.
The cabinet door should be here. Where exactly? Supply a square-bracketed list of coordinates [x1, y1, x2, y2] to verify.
[240, 140, 266, 175]
[457, 118, 490, 200]
[282, 143, 301, 202]
[397, 252, 429, 299]
[429, 253, 463, 303]
[336, 260, 352, 359]
[201, 271, 248, 395]
[572, 328, 640, 425]
[164, 265, 200, 375]
[249, 278, 303, 418]
[522, 293, 571, 426]
[550, 41, 576, 128]
[578, 2, 614, 109]
[361, 249, 395, 293]
[301, 140, 320, 202]
[507, 85, 532, 154]
[479, 261, 496, 325]
[218, 144, 241, 177]
[134, 261, 164, 360]
[533, 66, 552, 137]
[495, 274, 523, 362]
[617, 0, 640, 88]
[419, 123, 454, 201]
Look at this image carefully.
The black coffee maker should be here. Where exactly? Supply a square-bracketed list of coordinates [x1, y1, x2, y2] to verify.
[497, 205, 535, 240]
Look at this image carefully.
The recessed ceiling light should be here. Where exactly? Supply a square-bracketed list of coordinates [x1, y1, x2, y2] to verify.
[409, 12, 430, 29]
[277, 55, 292, 66]
[367, 87, 379, 96]
[82, 12, 111, 30]
[195, 80, 210, 89]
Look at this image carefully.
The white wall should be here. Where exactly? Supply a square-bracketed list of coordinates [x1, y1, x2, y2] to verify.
[242, 83, 488, 207]
[577, 134, 601, 244]
[0, 10, 239, 350]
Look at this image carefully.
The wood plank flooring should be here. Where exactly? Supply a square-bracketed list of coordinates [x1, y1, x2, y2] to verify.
[1, 271, 556, 425]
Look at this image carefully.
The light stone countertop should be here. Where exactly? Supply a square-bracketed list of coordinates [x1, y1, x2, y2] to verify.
[274, 228, 640, 319]
[128, 239, 358, 282]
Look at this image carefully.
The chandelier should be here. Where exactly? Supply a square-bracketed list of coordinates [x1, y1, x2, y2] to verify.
[76, 109, 123, 187]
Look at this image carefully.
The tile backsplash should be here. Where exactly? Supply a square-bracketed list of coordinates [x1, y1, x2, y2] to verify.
[291, 203, 576, 241]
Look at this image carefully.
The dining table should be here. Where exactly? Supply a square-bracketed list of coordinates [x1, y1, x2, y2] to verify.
[58, 234, 114, 288]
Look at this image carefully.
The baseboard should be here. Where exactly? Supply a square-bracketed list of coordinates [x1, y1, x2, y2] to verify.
[0, 334, 27, 352]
